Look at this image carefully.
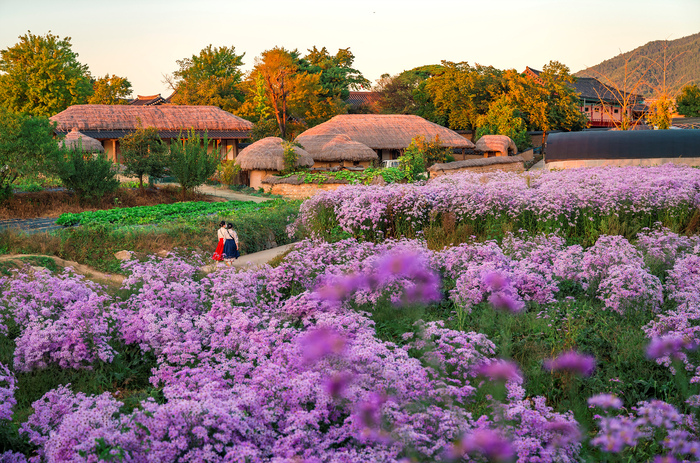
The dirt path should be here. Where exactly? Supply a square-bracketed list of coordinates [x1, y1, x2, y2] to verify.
[1, 243, 297, 285]
[0, 254, 125, 285]
[159, 183, 271, 203]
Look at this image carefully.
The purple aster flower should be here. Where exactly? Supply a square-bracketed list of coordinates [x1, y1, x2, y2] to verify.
[488, 292, 525, 313]
[647, 335, 696, 360]
[653, 457, 680, 463]
[544, 350, 596, 376]
[588, 393, 623, 409]
[298, 327, 346, 363]
[477, 359, 522, 382]
[457, 429, 515, 462]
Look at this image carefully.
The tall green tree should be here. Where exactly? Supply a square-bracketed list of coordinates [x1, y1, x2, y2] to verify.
[302, 46, 370, 101]
[676, 84, 700, 117]
[426, 62, 504, 130]
[167, 129, 220, 200]
[475, 95, 531, 151]
[0, 107, 60, 200]
[119, 125, 167, 191]
[0, 31, 92, 116]
[87, 74, 132, 105]
[167, 45, 245, 113]
[375, 65, 443, 121]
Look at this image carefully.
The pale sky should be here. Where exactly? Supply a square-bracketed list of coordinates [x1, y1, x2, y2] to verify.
[1, 0, 698, 98]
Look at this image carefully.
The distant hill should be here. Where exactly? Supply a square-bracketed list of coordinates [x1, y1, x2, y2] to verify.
[575, 32, 700, 98]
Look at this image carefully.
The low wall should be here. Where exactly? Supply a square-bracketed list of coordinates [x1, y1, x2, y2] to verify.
[546, 157, 700, 170]
[428, 156, 525, 178]
[268, 182, 348, 199]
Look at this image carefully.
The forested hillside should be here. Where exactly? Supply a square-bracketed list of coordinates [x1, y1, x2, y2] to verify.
[575, 32, 700, 97]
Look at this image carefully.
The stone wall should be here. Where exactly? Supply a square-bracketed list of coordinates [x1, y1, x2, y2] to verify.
[428, 156, 525, 178]
[268, 182, 348, 200]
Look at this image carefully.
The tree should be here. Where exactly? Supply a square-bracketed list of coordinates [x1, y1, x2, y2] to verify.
[119, 125, 168, 191]
[646, 97, 674, 129]
[166, 45, 245, 113]
[167, 129, 220, 200]
[375, 65, 443, 121]
[0, 108, 59, 200]
[475, 95, 531, 151]
[53, 145, 120, 205]
[87, 75, 132, 105]
[426, 62, 504, 130]
[0, 31, 92, 116]
[239, 48, 329, 140]
[676, 84, 700, 117]
[302, 46, 370, 101]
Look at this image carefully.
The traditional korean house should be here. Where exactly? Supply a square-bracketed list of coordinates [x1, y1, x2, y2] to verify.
[235, 137, 314, 190]
[525, 67, 647, 128]
[294, 133, 378, 168]
[128, 93, 172, 106]
[50, 105, 253, 163]
[295, 114, 474, 161]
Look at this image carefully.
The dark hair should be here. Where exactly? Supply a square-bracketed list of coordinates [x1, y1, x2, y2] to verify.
[219, 221, 226, 227]
[226, 222, 233, 229]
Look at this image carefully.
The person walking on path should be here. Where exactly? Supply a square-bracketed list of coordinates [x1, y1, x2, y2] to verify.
[223, 222, 240, 266]
[213, 221, 227, 261]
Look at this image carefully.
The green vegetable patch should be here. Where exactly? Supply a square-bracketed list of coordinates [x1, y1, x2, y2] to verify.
[56, 199, 287, 226]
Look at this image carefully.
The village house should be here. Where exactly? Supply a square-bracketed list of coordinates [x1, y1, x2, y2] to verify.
[50, 105, 253, 163]
[235, 137, 315, 190]
[524, 67, 646, 128]
[294, 133, 378, 168]
[295, 114, 474, 161]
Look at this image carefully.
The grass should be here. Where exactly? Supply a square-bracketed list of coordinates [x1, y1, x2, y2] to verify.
[0, 200, 302, 273]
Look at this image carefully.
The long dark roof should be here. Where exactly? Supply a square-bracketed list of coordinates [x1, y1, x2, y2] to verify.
[546, 130, 700, 162]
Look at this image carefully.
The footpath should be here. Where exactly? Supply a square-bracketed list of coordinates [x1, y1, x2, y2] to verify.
[0, 243, 297, 286]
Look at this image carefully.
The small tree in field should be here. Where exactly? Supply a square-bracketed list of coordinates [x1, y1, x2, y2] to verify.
[119, 125, 167, 191]
[52, 143, 120, 205]
[168, 129, 220, 200]
[0, 108, 59, 200]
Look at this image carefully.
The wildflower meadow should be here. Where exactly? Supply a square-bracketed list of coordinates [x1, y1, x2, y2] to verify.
[2, 165, 700, 462]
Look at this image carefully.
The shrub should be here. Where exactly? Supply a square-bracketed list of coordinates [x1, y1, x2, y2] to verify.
[167, 129, 220, 200]
[119, 125, 168, 190]
[216, 160, 241, 186]
[52, 146, 120, 205]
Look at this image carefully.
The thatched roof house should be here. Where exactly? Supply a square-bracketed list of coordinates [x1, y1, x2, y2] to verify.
[474, 135, 517, 157]
[59, 128, 105, 153]
[235, 137, 314, 190]
[296, 115, 474, 160]
[50, 105, 253, 163]
[295, 133, 378, 168]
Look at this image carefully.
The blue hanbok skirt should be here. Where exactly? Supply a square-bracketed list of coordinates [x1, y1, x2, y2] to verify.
[223, 239, 239, 259]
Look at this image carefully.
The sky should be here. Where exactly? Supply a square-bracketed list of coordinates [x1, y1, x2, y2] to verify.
[0, 0, 698, 98]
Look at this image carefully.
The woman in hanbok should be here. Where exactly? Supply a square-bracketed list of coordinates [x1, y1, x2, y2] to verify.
[223, 222, 240, 265]
[213, 221, 226, 261]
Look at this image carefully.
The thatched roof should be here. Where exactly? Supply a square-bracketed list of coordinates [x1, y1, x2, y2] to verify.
[59, 128, 105, 153]
[50, 105, 253, 138]
[428, 155, 525, 172]
[474, 135, 517, 156]
[295, 134, 378, 162]
[235, 137, 315, 171]
[296, 115, 475, 150]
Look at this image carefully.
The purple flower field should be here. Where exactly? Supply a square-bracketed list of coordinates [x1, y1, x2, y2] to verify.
[294, 165, 700, 243]
[2, 218, 700, 461]
[2, 166, 700, 462]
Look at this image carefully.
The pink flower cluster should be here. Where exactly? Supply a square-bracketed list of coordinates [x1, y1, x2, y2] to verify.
[293, 165, 700, 239]
[0, 361, 16, 421]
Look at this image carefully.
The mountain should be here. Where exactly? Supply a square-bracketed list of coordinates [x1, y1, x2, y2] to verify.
[574, 32, 700, 98]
